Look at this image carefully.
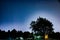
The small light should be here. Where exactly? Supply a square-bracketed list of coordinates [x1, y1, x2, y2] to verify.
[37, 36, 41, 38]
[45, 34, 48, 39]
[20, 37, 23, 40]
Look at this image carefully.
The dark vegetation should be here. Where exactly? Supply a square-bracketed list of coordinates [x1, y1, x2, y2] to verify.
[0, 30, 60, 40]
[0, 29, 33, 40]
[0, 17, 60, 40]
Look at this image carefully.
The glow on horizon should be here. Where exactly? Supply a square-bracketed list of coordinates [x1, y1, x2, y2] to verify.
[26, 11, 60, 32]
[0, 11, 60, 32]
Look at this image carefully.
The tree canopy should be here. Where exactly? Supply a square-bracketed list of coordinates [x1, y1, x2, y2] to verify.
[30, 17, 54, 35]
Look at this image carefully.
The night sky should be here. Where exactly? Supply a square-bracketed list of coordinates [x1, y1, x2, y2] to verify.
[0, 0, 60, 32]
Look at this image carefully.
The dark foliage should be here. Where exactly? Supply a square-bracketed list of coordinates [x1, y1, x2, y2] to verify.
[0, 29, 33, 40]
[49, 32, 60, 40]
[58, 0, 60, 2]
[30, 17, 54, 35]
[0, 29, 60, 40]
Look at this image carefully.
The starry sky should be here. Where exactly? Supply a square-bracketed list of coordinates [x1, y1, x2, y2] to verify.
[0, 0, 60, 32]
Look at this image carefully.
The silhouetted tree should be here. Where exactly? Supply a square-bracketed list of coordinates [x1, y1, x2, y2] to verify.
[58, 0, 60, 2]
[30, 17, 54, 36]
[49, 32, 60, 40]
[10, 29, 17, 39]
[23, 31, 30, 40]
[17, 31, 23, 37]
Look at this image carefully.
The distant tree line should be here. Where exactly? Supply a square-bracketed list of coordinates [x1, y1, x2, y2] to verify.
[49, 32, 60, 40]
[0, 29, 33, 40]
[0, 29, 60, 40]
